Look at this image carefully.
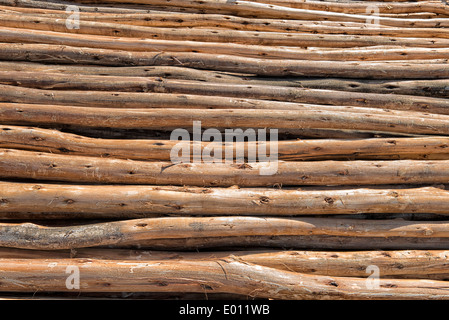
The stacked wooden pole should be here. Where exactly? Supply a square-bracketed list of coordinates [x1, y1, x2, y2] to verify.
[1, 0, 449, 300]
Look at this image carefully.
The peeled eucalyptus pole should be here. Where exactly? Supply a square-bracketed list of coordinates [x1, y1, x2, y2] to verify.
[2, 257, 449, 299]
[2, 125, 449, 161]
[2, 182, 449, 217]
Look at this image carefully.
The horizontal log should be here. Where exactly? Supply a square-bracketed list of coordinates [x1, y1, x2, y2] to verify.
[5, 7, 449, 40]
[0, 106, 406, 140]
[68, 0, 449, 28]
[0, 0, 175, 13]
[0, 292, 249, 300]
[1, 258, 449, 299]
[3, 73, 449, 115]
[2, 62, 449, 98]
[3, 125, 449, 161]
[0, 61, 256, 79]
[16, 0, 444, 16]
[3, 43, 449, 79]
[248, 0, 449, 15]
[2, 102, 449, 136]
[1, 248, 447, 278]
[5, 0, 449, 28]
[3, 16, 449, 49]
[7, 24, 433, 61]
[2, 181, 449, 217]
[4, 149, 449, 186]
[7, 0, 449, 31]
[278, 78, 449, 98]
[3, 27, 449, 61]
[2, 216, 449, 250]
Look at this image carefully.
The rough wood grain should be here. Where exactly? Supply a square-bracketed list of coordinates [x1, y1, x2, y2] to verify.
[1, 248, 447, 279]
[2, 216, 449, 250]
[4, 149, 449, 186]
[1, 257, 449, 299]
[2, 182, 449, 217]
[4, 15, 449, 48]
[2, 125, 449, 161]
[2, 43, 449, 78]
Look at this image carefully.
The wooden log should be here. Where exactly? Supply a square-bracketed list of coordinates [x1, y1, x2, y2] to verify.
[0, 292, 251, 300]
[3, 74, 449, 115]
[5, 149, 449, 186]
[5, 0, 449, 28]
[3, 25, 449, 52]
[2, 182, 449, 218]
[272, 78, 449, 98]
[66, 0, 449, 28]
[14, 0, 446, 15]
[0, 28, 443, 61]
[4, 14, 449, 49]
[4, 8, 449, 40]
[1, 62, 449, 98]
[246, 0, 449, 15]
[1, 257, 449, 299]
[2, 216, 449, 250]
[0, 61, 254, 79]
[1, 248, 447, 278]
[0, 86, 339, 110]
[2, 103, 449, 137]
[0, 0, 175, 13]
[4, 83, 449, 117]
[8, 24, 440, 61]
[0, 106, 402, 140]
[2, 43, 449, 79]
[3, 125, 449, 161]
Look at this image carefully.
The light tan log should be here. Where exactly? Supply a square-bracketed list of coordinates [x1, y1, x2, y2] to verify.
[3, 74, 449, 115]
[7, 24, 436, 61]
[4, 181, 449, 217]
[2, 258, 449, 299]
[0, 104, 411, 140]
[4, 0, 449, 28]
[5, 149, 449, 186]
[0, 6, 443, 32]
[273, 78, 449, 98]
[3, 216, 449, 250]
[4, 13, 449, 49]
[3, 26, 449, 53]
[3, 24, 449, 60]
[0, 86, 342, 110]
[5, 7, 449, 40]
[3, 125, 449, 161]
[2, 104, 449, 137]
[8, 0, 446, 15]
[66, 0, 449, 28]
[4, 83, 449, 117]
[0, 61, 253, 79]
[1, 248, 447, 278]
[248, 0, 449, 14]
[0, 0, 175, 13]
[1, 62, 448, 98]
[2, 43, 449, 79]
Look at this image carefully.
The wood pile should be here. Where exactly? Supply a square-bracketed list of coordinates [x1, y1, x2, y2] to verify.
[0, 0, 449, 300]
